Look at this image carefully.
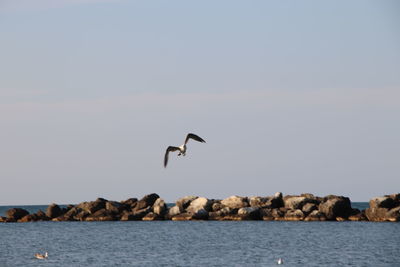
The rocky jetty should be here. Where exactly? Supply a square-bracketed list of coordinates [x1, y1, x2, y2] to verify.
[1, 193, 399, 223]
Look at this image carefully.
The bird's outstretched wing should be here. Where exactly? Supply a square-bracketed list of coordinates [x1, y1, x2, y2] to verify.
[164, 146, 180, 167]
[184, 133, 206, 144]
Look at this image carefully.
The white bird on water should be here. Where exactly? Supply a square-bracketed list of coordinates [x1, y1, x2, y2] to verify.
[34, 252, 48, 260]
[277, 258, 283, 265]
[164, 133, 206, 167]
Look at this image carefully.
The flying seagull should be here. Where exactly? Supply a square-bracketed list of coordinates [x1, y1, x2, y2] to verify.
[164, 133, 206, 167]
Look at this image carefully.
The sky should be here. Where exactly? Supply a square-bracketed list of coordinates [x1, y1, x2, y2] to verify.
[0, 0, 399, 204]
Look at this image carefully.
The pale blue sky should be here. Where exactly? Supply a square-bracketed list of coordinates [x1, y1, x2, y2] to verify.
[1, 0, 399, 204]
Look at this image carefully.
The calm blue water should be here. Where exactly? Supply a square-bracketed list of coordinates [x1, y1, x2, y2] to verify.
[1, 221, 399, 266]
[1, 203, 399, 266]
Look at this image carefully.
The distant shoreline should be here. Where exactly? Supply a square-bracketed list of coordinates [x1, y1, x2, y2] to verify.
[1, 193, 399, 223]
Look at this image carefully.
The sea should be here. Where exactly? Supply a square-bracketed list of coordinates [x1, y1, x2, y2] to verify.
[1, 203, 399, 267]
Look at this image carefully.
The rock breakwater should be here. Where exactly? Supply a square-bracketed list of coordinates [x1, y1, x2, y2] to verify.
[1, 193, 399, 223]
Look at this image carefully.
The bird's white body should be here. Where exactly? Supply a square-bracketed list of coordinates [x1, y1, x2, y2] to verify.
[277, 258, 283, 265]
[177, 144, 186, 156]
[34, 252, 48, 260]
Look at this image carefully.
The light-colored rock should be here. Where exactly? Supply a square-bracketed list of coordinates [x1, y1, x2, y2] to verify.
[187, 197, 211, 214]
[221, 196, 248, 209]
[302, 203, 317, 215]
[369, 197, 395, 209]
[176, 196, 198, 211]
[284, 196, 307, 210]
[249, 197, 270, 207]
[153, 198, 167, 215]
[212, 202, 224, 212]
[238, 207, 260, 220]
[167, 205, 181, 218]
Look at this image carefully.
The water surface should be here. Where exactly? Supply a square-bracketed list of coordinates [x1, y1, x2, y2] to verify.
[1, 220, 399, 266]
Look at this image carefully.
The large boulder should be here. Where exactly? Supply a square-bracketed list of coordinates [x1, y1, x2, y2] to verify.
[46, 204, 63, 218]
[365, 194, 400, 222]
[76, 198, 107, 214]
[6, 208, 29, 221]
[211, 202, 224, 212]
[238, 207, 260, 220]
[268, 192, 284, 208]
[186, 197, 212, 214]
[134, 193, 160, 211]
[192, 209, 209, 220]
[176, 196, 198, 212]
[369, 196, 396, 209]
[153, 198, 167, 216]
[318, 196, 352, 220]
[249, 197, 270, 208]
[133, 206, 152, 219]
[121, 198, 138, 210]
[105, 201, 124, 214]
[284, 196, 307, 210]
[284, 195, 319, 210]
[166, 205, 181, 219]
[221, 196, 248, 209]
[302, 203, 318, 215]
